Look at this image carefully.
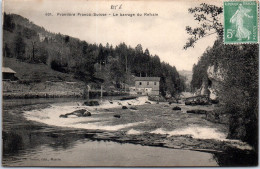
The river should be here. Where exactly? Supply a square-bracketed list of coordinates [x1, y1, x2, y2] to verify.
[3, 139, 219, 167]
[2, 97, 257, 167]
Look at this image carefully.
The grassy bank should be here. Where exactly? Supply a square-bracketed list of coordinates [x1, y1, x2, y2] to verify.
[3, 57, 130, 99]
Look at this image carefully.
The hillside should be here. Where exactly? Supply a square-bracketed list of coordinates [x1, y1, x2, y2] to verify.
[3, 13, 186, 96]
[179, 70, 192, 91]
[178, 70, 192, 84]
[3, 57, 85, 98]
[3, 57, 78, 82]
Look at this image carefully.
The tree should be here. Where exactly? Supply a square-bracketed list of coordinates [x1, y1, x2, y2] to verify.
[144, 48, 150, 56]
[36, 43, 48, 64]
[30, 41, 36, 62]
[184, 3, 223, 49]
[3, 13, 15, 32]
[23, 27, 37, 39]
[3, 43, 11, 58]
[14, 32, 26, 60]
[185, 3, 258, 151]
[190, 50, 211, 91]
[135, 44, 143, 54]
[64, 35, 70, 43]
[109, 59, 126, 88]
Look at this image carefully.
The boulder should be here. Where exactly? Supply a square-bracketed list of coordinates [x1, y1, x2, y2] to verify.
[186, 110, 207, 114]
[120, 96, 137, 100]
[122, 106, 128, 109]
[130, 107, 138, 110]
[211, 99, 219, 104]
[73, 109, 87, 116]
[83, 111, 91, 117]
[187, 110, 195, 114]
[185, 99, 210, 106]
[114, 114, 121, 118]
[190, 101, 196, 105]
[59, 109, 91, 118]
[59, 114, 68, 118]
[185, 101, 191, 105]
[84, 101, 99, 106]
[172, 106, 181, 110]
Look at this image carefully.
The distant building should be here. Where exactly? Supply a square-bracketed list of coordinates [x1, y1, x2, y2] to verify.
[2, 67, 16, 80]
[130, 77, 160, 95]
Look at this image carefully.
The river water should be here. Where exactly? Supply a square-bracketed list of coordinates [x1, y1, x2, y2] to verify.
[2, 97, 256, 167]
[3, 139, 218, 167]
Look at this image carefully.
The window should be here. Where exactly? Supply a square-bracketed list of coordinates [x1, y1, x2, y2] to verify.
[139, 82, 142, 85]
[154, 82, 157, 85]
[147, 82, 149, 85]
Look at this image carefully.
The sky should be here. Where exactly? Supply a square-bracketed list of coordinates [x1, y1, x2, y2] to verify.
[3, 0, 222, 71]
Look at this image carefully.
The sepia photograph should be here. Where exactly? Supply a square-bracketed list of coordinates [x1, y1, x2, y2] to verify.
[1, 0, 259, 167]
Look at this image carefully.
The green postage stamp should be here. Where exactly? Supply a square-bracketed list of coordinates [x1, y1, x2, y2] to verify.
[224, 1, 259, 44]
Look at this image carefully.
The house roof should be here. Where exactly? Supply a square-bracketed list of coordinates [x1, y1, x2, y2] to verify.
[2, 67, 16, 74]
[134, 77, 160, 81]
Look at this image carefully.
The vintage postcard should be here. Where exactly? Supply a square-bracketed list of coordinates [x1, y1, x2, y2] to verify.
[2, 0, 259, 167]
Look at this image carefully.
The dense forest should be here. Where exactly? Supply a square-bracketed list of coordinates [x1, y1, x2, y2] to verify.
[186, 4, 258, 151]
[3, 13, 186, 96]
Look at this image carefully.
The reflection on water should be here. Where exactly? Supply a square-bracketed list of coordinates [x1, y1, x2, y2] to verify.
[3, 138, 218, 167]
[3, 128, 258, 167]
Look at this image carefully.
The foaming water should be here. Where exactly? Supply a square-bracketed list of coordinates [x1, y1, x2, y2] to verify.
[24, 105, 144, 131]
[150, 126, 252, 150]
[94, 96, 153, 109]
[150, 126, 227, 140]
[126, 129, 142, 135]
[23, 97, 151, 131]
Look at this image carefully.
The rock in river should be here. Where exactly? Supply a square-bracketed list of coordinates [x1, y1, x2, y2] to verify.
[59, 114, 68, 118]
[59, 109, 91, 118]
[172, 106, 181, 110]
[122, 106, 128, 109]
[186, 110, 207, 114]
[129, 107, 138, 110]
[83, 101, 99, 106]
[84, 111, 91, 116]
[114, 114, 121, 118]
